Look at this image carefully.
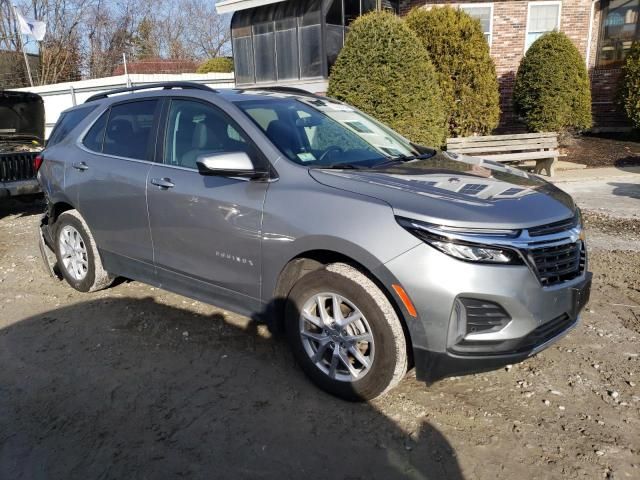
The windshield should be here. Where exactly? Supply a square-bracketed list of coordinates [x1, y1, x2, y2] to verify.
[235, 96, 429, 168]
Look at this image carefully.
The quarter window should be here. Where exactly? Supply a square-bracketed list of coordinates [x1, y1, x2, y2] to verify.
[597, 0, 640, 66]
[102, 100, 158, 160]
[526, 2, 562, 51]
[459, 4, 494, 46]
[48, 105, 97, 146]
[82, 110, 108, 152]
[164, 100, 253, 170]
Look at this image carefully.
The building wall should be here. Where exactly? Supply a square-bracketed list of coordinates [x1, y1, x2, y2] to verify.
[399, 0, 629, 130]
[0, 51, 40, 89]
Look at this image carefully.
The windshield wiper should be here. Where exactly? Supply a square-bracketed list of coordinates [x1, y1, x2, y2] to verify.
[316, 163, 366, 170]
[372, 152, 436, 169]
[371, 153, 435, 169]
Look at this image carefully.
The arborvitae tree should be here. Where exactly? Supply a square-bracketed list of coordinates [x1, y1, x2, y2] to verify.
[619, 42, 640, 130]
[513, 31, 592, 132]
[327, 11, 446, 147]
[406, 6, 500, 138]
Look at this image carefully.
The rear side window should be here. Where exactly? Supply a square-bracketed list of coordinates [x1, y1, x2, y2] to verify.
[83, 111, 108, 152]
[47, 105, 97, 146]
[102, 100, 158, 160]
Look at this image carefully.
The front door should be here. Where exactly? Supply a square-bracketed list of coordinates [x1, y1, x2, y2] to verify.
[146, 98, 268, 311]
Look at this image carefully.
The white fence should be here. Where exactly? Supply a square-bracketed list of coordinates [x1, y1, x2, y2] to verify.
[16, 72, 236, 138]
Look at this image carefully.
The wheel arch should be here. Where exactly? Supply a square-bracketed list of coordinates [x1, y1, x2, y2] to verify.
[49, 200, 76, 224]
[271, 249, 416, 368]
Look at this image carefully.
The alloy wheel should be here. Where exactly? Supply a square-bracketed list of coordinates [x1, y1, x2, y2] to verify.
[58, 225, 89, 281]
[299, 292, 375, 382]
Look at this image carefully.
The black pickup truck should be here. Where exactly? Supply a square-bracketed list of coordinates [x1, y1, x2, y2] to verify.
[0, 90, 44, 199]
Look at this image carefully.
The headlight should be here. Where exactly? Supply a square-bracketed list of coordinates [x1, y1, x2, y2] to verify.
[430, 240, 518, 263]
[397, 217, 523, 265]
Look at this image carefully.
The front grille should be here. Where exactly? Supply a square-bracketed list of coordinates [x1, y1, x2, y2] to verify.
[0, 152, 37, 182]
[528, 214, 579, 237]
[529, 241, 584, 286]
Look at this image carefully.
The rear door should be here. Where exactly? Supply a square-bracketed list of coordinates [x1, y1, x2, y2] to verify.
[35, 104, 97, 204]
[73, 99, 161, 269]
[146, 97, 268, 310]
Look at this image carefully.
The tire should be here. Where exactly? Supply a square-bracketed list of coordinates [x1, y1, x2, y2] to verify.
[53, 210, 114, 293]
[285, 263, 408, 401]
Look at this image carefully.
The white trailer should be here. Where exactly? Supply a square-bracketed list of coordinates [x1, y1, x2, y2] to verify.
[16, 72, 235, 138]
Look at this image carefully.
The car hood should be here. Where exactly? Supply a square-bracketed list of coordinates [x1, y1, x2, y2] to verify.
[308, 151, 576, 229]
[0, 90, 45, 145]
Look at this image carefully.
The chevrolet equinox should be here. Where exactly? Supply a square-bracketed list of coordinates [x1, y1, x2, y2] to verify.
[37, 82, 592, 401]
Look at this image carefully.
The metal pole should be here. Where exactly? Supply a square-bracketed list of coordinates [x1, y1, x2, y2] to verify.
[10, 3, 34, 87]
[123, 52, 131, 88]
[69, 85, 76, 106]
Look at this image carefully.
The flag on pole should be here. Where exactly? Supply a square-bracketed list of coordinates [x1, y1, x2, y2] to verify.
[14, 9, 46, 42]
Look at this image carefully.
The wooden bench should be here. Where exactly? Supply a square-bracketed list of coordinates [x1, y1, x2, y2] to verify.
[446, 132, 560, 176]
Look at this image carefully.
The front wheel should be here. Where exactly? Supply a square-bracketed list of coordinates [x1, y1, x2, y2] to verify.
[285, 263, 408, 401]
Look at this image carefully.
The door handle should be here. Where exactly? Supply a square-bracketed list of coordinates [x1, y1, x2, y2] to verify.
[150, 177, 175, 189]
[72, 162, 89, 171]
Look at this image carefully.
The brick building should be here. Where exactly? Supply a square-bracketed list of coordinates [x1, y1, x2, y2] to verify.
[217, 0, 640, 130]
[401, 0, 638, 130]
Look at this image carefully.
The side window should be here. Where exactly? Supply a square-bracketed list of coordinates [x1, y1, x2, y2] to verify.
[83, 110, 109, 152]
[48, 105, 97, 146]
[164, 99, 254, 169]
[103, 100, 158, 160]
[525, 2, 561, 51]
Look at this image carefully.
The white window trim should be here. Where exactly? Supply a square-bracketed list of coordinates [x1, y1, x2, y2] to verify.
[525, 1, 563, 53]
[457, 3, 494, 48]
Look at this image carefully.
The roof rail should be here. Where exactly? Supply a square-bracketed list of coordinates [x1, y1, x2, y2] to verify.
[84, 82, 215, 103]
[247, 86, 317, 97]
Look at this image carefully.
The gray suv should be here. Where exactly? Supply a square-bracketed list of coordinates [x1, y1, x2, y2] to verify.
[37, 82, 592, 401]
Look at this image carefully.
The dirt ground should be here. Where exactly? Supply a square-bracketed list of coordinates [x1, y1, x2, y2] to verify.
[0, 198, 638, 480]
[563, 134, 640, 169]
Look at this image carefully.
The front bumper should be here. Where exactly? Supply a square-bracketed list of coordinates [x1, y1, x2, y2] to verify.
[0, 178, 41, 198]
[414, 309, 583, 382]
[383, 243, 592, 382]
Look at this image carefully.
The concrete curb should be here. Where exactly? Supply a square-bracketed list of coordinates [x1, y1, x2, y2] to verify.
[550, 166, 640, 183]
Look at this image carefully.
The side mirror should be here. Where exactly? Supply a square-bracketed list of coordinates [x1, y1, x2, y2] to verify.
[196, 152, 266, 179]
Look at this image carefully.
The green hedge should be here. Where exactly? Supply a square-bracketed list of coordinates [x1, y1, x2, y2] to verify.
[619, 42, 640, 130]
[513, 32, 592, 132]
[406, 6, 500, 138]
[196, 57, 234, 73]
[327, 11, 446, 147]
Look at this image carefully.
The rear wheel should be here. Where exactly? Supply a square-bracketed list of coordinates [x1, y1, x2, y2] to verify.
[286, 263, 408, 401]
[54, 210, 114, 292]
